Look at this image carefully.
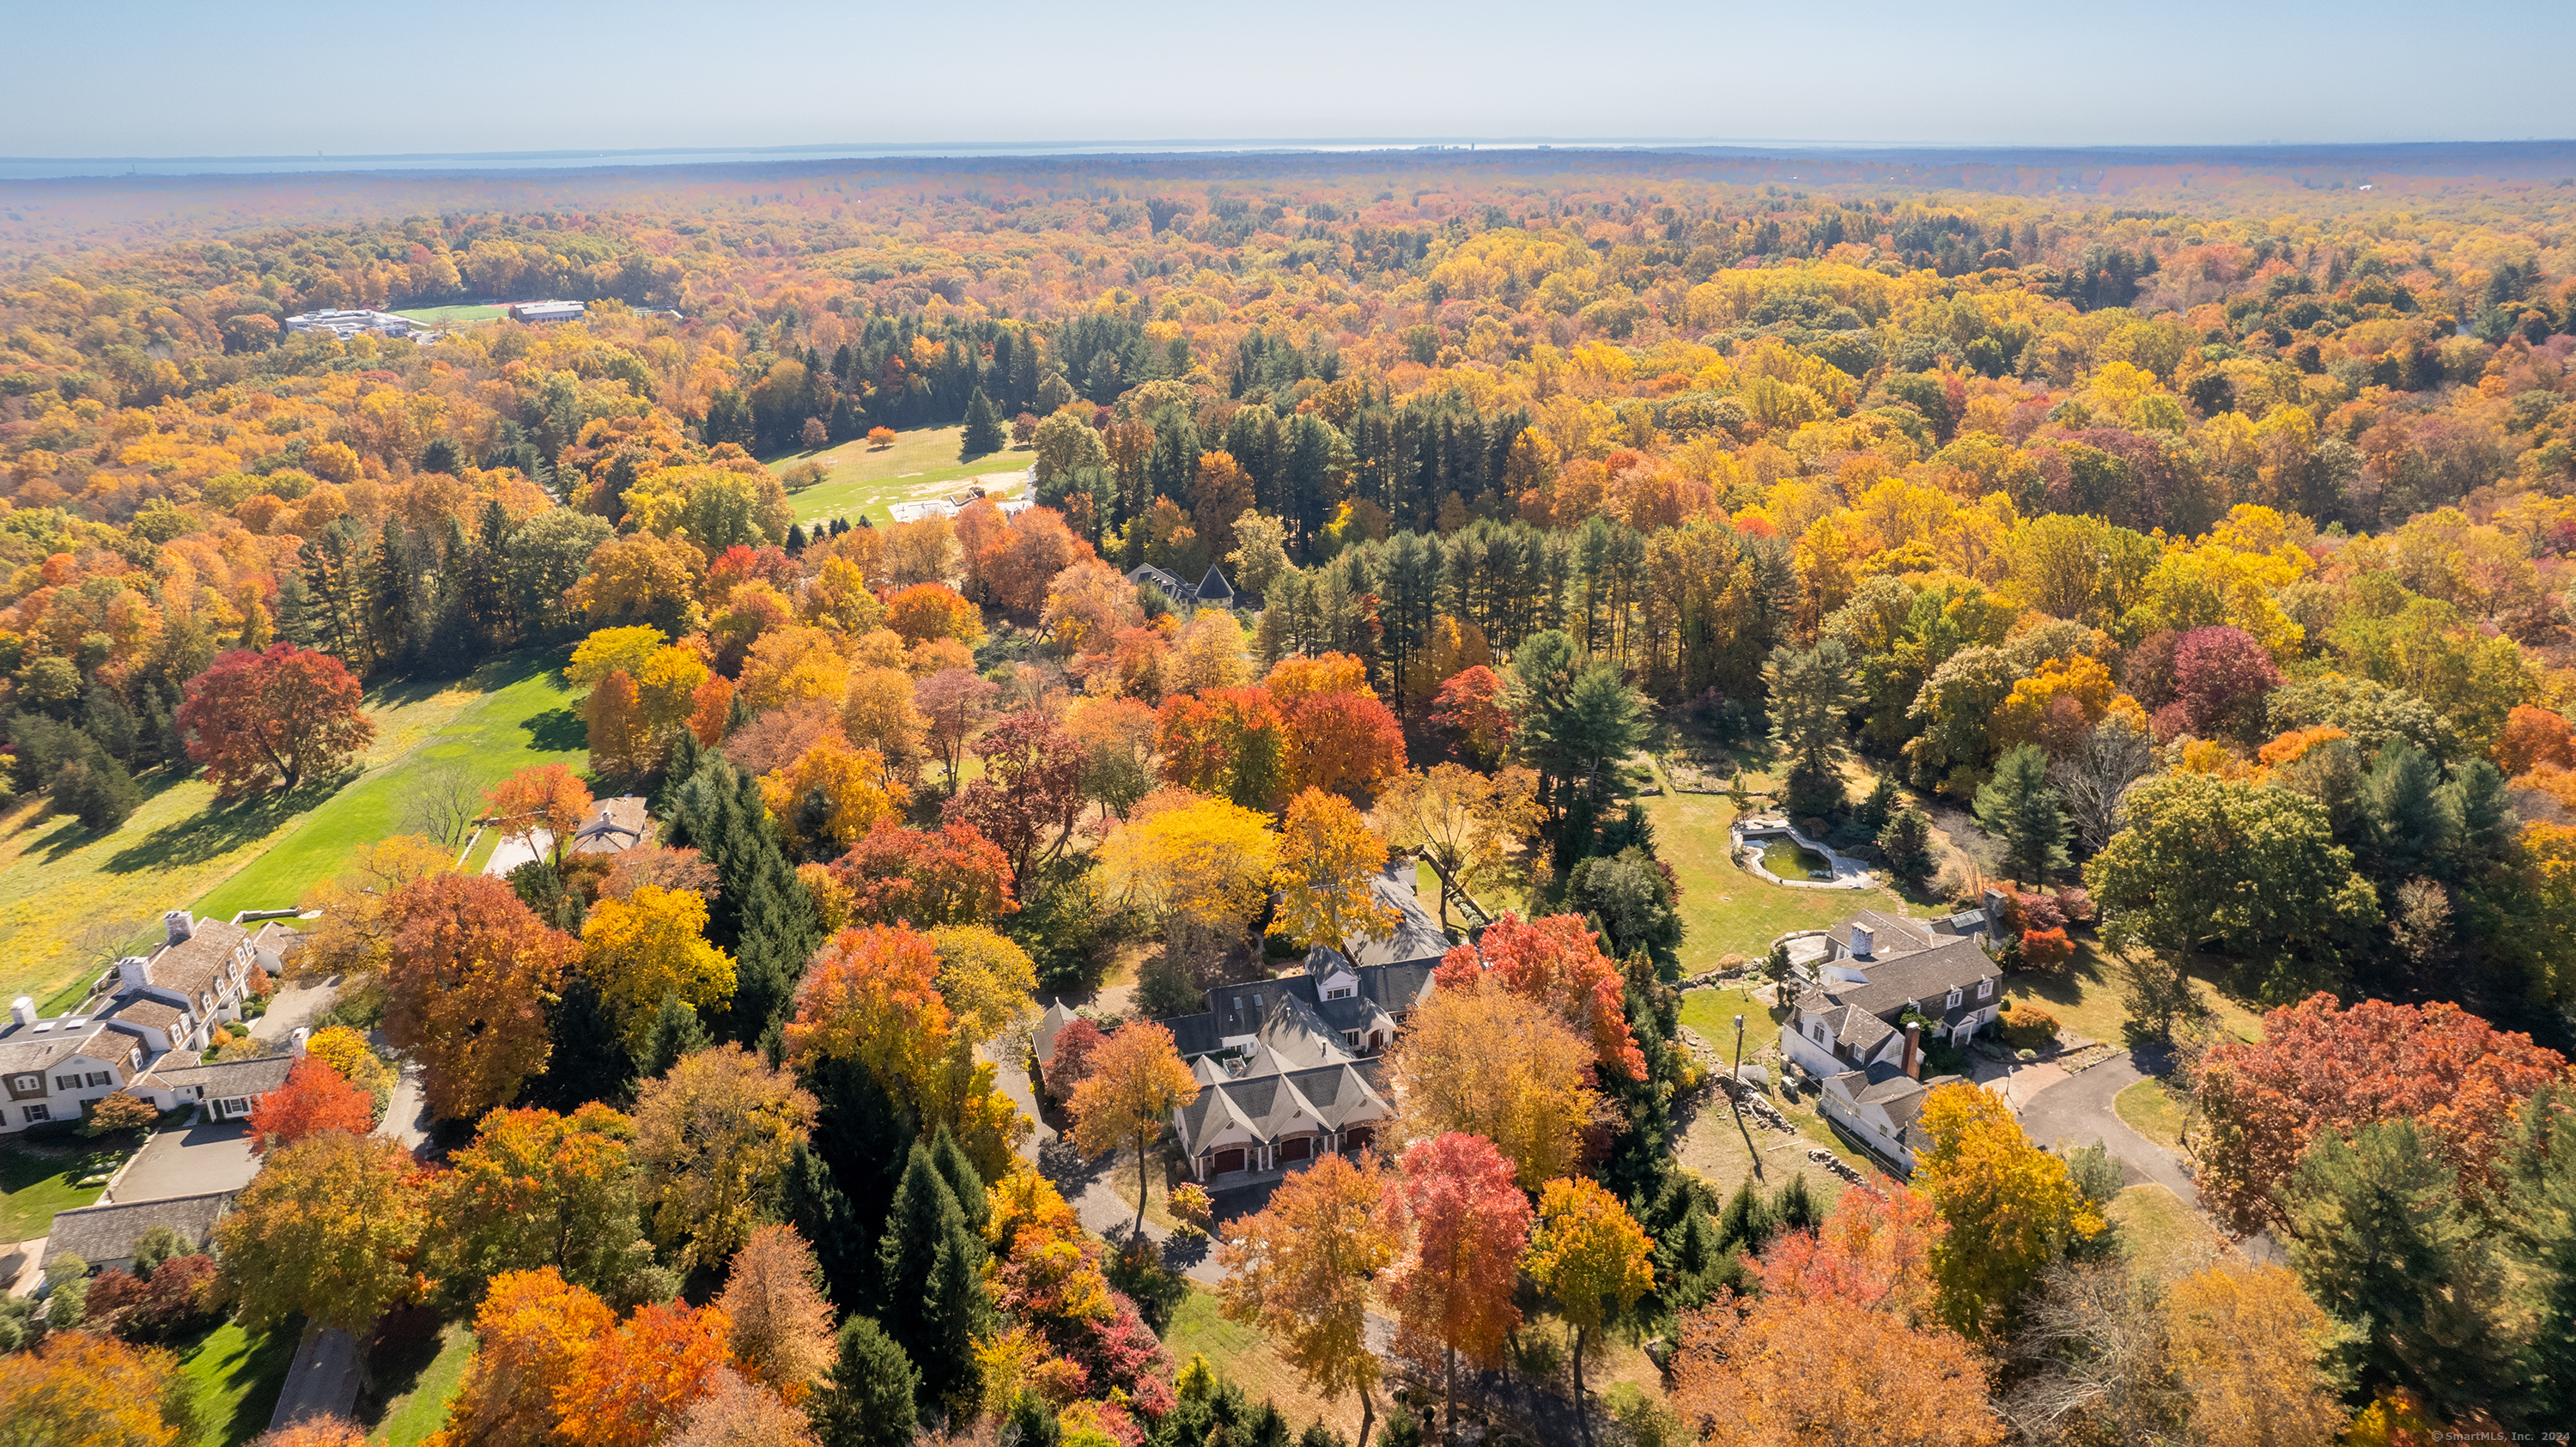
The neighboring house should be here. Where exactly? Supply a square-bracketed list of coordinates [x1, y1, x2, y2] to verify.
[1156, 864, 1449, 1183]
[44, 1191, 234, 1276]
[0, 910, 271, 1134]
[1125, 562, 1236, 610]
[571, 796, 654, 858]
[1781, 907, 2004, 1174]
[1030, 1000, 1081, 1097]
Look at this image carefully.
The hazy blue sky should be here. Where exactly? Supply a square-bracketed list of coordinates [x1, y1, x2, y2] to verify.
[9, 0, 2573, 157]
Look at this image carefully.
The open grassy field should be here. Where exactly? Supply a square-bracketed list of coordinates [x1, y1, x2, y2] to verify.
[1677, 984, 1783, 1063]
[2002, 939, 2266, 1052]
[191, 649, 586, 924]
[1166, 1286, 1364, 1441]
[0, 1134, 133, 1240]
[0, 669, 525, 1012]
[768, 424, 1035, 526]
[179, 1316, 301, 1447]
[391, 304, 506, 325]
[1640, 787, 1928, 967]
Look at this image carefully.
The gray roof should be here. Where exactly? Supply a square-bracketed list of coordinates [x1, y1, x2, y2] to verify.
[1826, 938, 1999, 1023]
[1195, 567, 1235, 600]
[1177, 1060, 1389, 1152]
[0, 1020, 127, 1076]
[46, 1191, 234, 1269]
[137, 1053, 293, 1098]
[1303, 867, 1452, 970]
[572, 796, 653, 856]
[145, 917, 251, 1001]
[1031, 1000, 1079, 1067]
[1829, 909, 1935, 958]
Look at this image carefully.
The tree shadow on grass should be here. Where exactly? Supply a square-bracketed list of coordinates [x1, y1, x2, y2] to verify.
[100, 769, 358, 875]
[519, 708, 586, 753]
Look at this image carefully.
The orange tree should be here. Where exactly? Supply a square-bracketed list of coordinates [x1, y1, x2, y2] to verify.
[0, 1330, 192, 1447]
[1383, 977, 1599, 1191]
[246, 1056, 376, 1152]
[1217, 1152, 1401, 1447]
[1066, 1021, 1198, 1242]
[434, 1102, 644, 1300]
[1435, 912, 1645, 1083]
[554, 1299, 733, 1447]
[1523, 1176, 1655, 1447]
[382, 872, 583, 1121]
[175, 642, 374, 797]
[487, 763, 595, 867]
[433, 1266, 618, 1447]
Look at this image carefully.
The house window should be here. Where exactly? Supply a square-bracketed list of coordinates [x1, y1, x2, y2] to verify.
[1231, 998, 1242, 1012]
[1325, 987, 1354, 1000]
[1946, 988, 1962, 1009]
[1811, 1024, 1828, 1046]
[1978, 979, 1993, 1000]
[55, 1074, 79, 1091]
[9, 1074, 36, 1093]
[1343, 1031, 1360, 1047]
[22, 1104, 48, 1122]
[86, 1072, 109, 1087]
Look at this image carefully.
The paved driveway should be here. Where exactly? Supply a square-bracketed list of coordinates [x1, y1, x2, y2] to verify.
[2016, 1049, 2198, 1202]
[112, 1114, 259, 1204]
[251, 976, 341, 1043]
[481, 830, 553, 879]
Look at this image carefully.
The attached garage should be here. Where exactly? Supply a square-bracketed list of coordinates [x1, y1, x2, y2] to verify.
[1211, 1148, 1247, 1176]
[1279, 1136, 1311, 1163]
[1342, 1127, 1375, 1153]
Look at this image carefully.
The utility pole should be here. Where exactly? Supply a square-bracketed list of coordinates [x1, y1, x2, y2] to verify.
[1729, 1012, 1747, 1120]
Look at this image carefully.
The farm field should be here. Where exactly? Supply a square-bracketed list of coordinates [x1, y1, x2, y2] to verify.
[769, 424, 1035, 526]
[390, 304, 506, 324]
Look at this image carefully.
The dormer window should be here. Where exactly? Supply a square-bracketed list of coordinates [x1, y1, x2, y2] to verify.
[1947, 988, 1963, 1009]
[1812, 1023, 1827, 1045]
[1978, 979, 1994, 1000]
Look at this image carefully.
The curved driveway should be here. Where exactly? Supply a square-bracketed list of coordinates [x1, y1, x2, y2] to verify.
[2016, 1049, 2199, 1205]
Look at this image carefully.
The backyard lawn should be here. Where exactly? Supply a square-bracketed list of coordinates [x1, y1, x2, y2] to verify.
[363, 1315, 477, 1447]
[1165, 1286, 1362, 1441]
[2115, 1076, 2193, 1152]
[190, 649, 586, 924]
[1640, 787, 1928, 966]
[2105, 1183, 2223, 1281]
[0, 1134, 132, 1241]
[770, 424, 1035, 526]
[1677, 984, 1783, 1064]
[2002, 939, 2266, 1051]
[179, 1316, 301, 1447]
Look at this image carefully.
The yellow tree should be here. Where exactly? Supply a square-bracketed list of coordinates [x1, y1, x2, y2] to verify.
[488, 763, 594, 869]
[1913, 1080, 2103, 1337]
[631, 1043, 816, 1270]
[1522, 1176, 1655, 1447]
[841, 666, 928, 778]
[1371, 764, 1542, 929]
[739, 626, 855, 711]
[1067, 1021, 1199, 1242]
[2162, 1262, 2348, 1447]
[1270, 787, 1399, 964]
[758, 737, 907, 858]
[1384, 977, 1599, 1190]
[1217, 1152, 1401, 1447]
[803, 556, 887, 638]
[718, 1225, 838, 1404]
[295, 834, 454, 979]
[1097, 789, 1280, 963]
[568, 626, 669, 690]
[580, 885, 738, 1053]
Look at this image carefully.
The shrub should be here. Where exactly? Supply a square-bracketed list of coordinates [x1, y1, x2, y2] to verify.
[83, 1090, 158, 1137]
[2019, 927, 2075, 973]
[1168, 1183, 1213, 1238]
[2002, 1005, 2061, 1051]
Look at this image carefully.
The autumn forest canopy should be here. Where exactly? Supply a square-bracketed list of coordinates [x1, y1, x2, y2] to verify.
[7, 144, 2576, 1445]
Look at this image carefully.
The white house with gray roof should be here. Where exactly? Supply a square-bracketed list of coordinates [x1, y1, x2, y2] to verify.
[1783, 907, 2004, 1172]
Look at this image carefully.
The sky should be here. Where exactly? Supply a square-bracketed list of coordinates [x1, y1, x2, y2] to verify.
[8, 0, 2574, 159]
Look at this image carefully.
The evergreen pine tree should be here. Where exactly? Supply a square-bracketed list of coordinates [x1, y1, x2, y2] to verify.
[711, 768, 820, 1044]
[1717, 1176, 1778, 1256]
[1972, 743, 2073, 886]
[527, 971, 636, 1110]
[806, 1055, 914, 1306]
[472, 497, 515, 648]
[1773, 1173, 1821, 1232]
[919, 1213, 989, 1407]
[877, 1143, 988, 1406]
[928, 1124, 987, 1237]
[2505, 1085, 2576, 1421]
[2284, 1119, 2519, 1416]
[782, 1142, 870, 1313]
[1006, 1393, 1061, 1447]
[635, 992, 710, 1079]
[273, 568, 319, 648]
[786, 522, 808, 553]
[371, 518, 418, 672]
[960, 388, 1003, 459]
[812, 1315, 920, 1446]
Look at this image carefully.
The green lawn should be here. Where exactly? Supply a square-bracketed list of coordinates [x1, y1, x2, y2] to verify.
[1166, 1287, 1360, 1441]
[1641, 787, 1928, 967]
[191, 649, 586, 923]
[1678, 985, 1783, 1064]
[2105, 1183, 2221, 1283]
[2002, 939, 2266, 1052]
[368, 1319, 476, 1446]
[179, 1316, 301, 1447]
[769, 424, 1035, 526]
[0, 667, 523, 1010]
[2115, 1077, 2192, 1152]
[391, 304, 506, 325]
[0, 1134, 133, 1241]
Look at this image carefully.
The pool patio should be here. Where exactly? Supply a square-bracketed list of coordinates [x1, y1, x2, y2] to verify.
[1729, 816, 1876, 890]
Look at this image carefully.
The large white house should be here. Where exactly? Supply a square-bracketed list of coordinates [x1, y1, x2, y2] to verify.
[0, 910, 278, 1134]
[1782, 909, 2004, 1172]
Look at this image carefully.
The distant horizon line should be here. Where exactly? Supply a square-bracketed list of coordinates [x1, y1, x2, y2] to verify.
[4, 135, 2574, 183]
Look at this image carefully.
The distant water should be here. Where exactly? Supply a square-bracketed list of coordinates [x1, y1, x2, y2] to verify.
[0, 140, 1662, 181]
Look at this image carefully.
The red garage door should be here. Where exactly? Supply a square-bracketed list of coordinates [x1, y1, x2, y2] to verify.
[1212, 1148, 1246, 1176]
[1342, 1127, 1375, 1153]
[1279, 1136, 1311, 1162]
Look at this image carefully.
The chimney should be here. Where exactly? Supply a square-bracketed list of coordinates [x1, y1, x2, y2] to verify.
[1902, 1021, 1922, 1079]
[1851, 923, 1874, 958]
[118, 955, 154, 993]
[290, 1027, 310, 1058]
[9, 996, 34, 1028]
[164, 910, 195, 945]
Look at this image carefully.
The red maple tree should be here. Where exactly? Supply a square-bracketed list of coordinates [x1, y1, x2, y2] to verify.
[944, 708, 1086, 879]
[246, 1055, 377, 1152]
[1383, 1132, 1534, 1440]
[2194, 991, 2573, 1234]
[1283, 690, 1408, 800]
[831, 819, 1018, 927]
[176, 643, 374, 797]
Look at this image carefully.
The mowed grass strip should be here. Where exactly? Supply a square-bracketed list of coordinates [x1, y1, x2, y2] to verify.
[191, 649, 586, 923]
[769, 424, 1034, 526]
[1163, 1286, 1364, 1442]
[179, 1316, 301, 1447]
[0, 671, 504, 1008]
